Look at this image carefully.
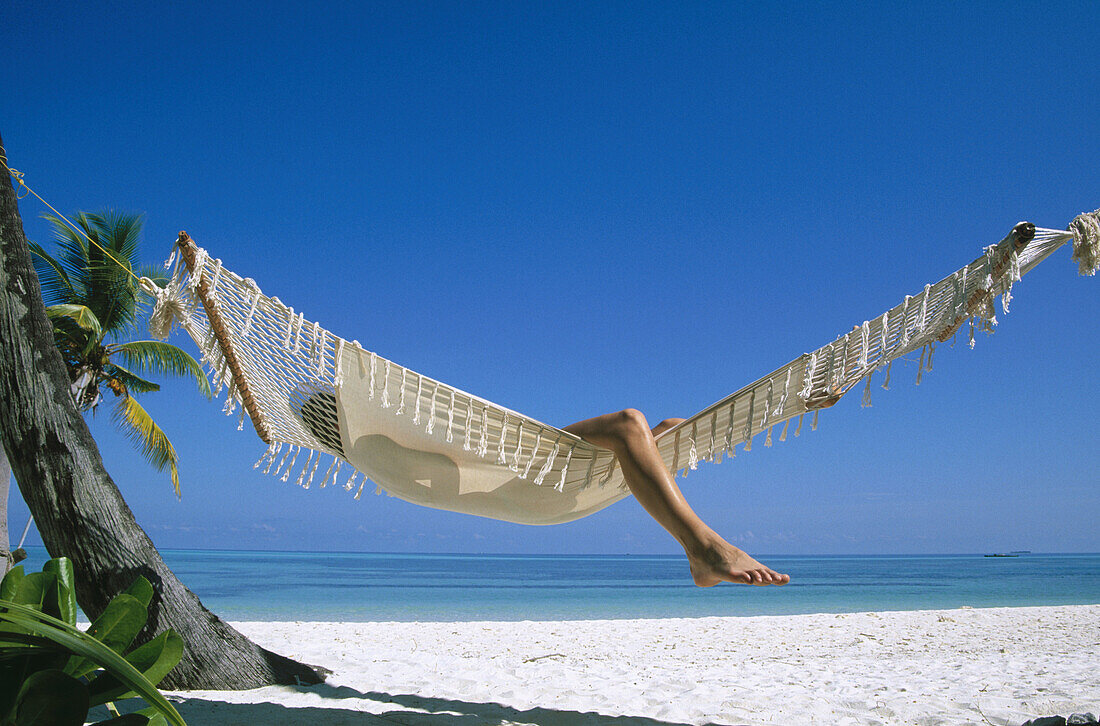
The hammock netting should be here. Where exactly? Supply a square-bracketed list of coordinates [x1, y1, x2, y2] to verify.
[144, 213, 1098, 525]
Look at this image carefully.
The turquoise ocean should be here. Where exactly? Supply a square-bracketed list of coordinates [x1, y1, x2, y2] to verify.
[18, 547, 1100, 622]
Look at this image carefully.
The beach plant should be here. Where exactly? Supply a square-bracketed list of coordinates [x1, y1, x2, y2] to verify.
[0, 556, 186, 726]
[30, 210, 211, 497]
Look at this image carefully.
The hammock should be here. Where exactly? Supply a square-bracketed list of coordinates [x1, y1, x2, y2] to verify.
[144, 212, 1099, 525]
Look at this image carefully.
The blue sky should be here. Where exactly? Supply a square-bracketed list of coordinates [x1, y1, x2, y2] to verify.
[6, 1, 1098, 556]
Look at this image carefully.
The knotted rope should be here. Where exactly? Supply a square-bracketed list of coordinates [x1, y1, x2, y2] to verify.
[1069, 208, 1100, 276]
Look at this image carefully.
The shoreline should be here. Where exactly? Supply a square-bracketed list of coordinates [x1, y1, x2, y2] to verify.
[156, 603, 1099, 725]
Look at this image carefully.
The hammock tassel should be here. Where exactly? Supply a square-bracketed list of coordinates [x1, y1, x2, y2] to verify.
[688, 422, 699, 470]
[776, 368, 792, 418]
[582, 455, 597, 490]
[534, 439, 560, 486]
[254, 443, 276, 470]
[858, 320, 870, 369]
[334, 339, 346, 388]
[265, 443, 285, 475]
[296, 449, 316, 488]
[381, 360, 392, 408]
[510, 420, 525, 472]
[743, 391, 755, 452]
[344, 470, 360, 492]
[882, 360, 892, 390]
[445, 390, 455, 443]
[861, 373, 873, 408]
[899, 295, 912, 347]
[292, 312, 305, 354]
[779, 418, 789, 442]
[426, 383, 437, 435]
[280, 446, 300, 482]
[555, 444, 575, 493]
[477, 406, 489, 457]
[412, 375, 423, 425]
[707, 409, 718, 462]
[304, 452, 322, 489]
[918, 284, 932, 333]
[368, 352, 377, 400]
[523, 432, 543, 480]
[811, 410, 819, 431]
[283, 308, 295, 349]
[241, 281, 261, 337]
[396, 368, 408, 414]
[354, 482, 365, 500]
[497, 412, 509, 464]
[463, 400, 474, 452]
[799, 352, 817, 400]
[764, 426, 773, 448]
[1069, 208, 1100, 275]
[320, 458, 338, 488]
[795, 413, 804, 437]
[916, 346, 926, 385]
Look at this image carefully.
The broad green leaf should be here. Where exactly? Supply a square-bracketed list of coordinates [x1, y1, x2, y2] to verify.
[88, 630, 183, 705]
[122, 578, 154, 610]
[0, 565, 25, 601]
[11, 572, 57, 615]
[0, 602, 186, 726]
[10, 668, 89, 726]
[41, 558, 78, 626]
[65, 595, 147, 678]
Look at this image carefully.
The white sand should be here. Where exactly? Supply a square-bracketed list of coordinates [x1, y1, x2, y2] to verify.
[166, 605, 1100, 726]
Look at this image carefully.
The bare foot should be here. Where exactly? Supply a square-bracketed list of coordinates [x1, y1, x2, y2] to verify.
[687, 536, 790, 587]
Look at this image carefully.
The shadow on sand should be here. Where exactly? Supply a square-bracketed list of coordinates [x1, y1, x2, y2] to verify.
[160, 683, 737, 725]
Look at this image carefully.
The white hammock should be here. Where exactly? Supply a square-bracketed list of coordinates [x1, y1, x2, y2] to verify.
[145, 213, 1099, 525]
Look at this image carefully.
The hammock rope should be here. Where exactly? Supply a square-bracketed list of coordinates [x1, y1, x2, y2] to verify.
[144, 213, 1097, 525]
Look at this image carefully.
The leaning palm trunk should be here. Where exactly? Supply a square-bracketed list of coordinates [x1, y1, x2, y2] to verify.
[0, 131, 322, 689]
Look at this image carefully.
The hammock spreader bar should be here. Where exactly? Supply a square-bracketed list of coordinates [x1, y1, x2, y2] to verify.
[152, 210, 1097, 525]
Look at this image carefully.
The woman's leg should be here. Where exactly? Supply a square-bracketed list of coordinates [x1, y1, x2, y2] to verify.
[565, 409, 789, 587]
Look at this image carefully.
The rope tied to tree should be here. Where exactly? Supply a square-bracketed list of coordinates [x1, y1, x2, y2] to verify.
[1069, 208, 1100, 276]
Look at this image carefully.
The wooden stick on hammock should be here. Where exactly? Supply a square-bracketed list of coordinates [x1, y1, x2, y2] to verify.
[175, 231, 272, 443]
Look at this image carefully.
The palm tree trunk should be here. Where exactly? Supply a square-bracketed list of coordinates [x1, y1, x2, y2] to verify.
[0, 131, 322, 688]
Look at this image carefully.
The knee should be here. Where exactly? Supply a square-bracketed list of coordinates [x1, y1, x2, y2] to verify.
[609, 408, 651, 439]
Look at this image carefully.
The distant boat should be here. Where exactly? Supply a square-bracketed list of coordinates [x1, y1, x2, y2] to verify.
[984, 553, 1020, 558]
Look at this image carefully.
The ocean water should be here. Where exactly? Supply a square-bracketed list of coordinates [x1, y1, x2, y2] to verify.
[15, 547, 1100, 622]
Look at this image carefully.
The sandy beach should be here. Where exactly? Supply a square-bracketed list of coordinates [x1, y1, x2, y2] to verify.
[158, 604, 1099, 726]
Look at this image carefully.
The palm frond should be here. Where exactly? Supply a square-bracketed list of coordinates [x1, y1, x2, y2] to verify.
[28, 241, 79, 306]
[105, 363, 162, 395]
[45, 304, 103, 339]
[45, 212, 147, 335]
[109, 341, 212, 398]
[112, 395, 181, 497]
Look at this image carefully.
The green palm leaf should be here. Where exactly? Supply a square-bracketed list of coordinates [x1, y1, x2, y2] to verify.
[110, 341, 211, 398]
[105, 363, 162, 395]
[29, 241, 79, 306]
[112, 396, 181, 498]
[45, 304, 103, 340]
